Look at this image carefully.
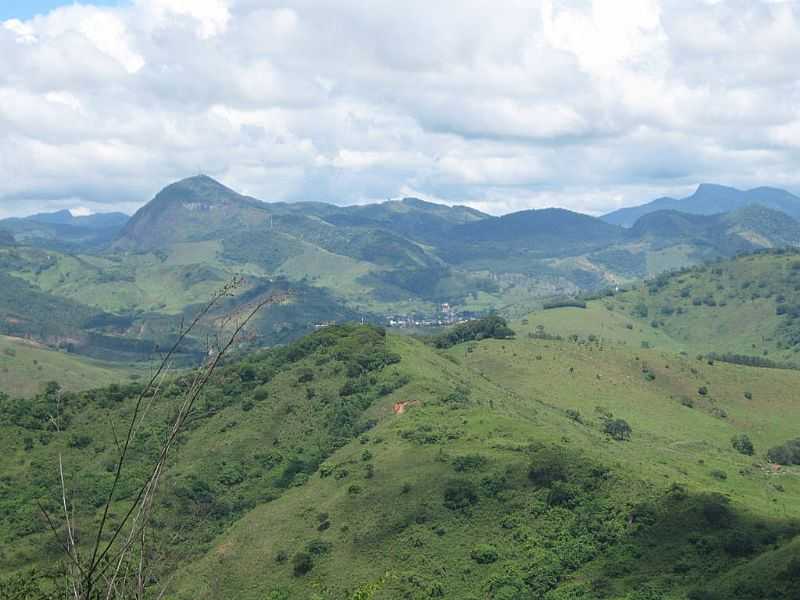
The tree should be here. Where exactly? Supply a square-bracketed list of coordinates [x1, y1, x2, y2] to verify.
[604, 419, 632, 441]
[292, 552, 314, 576]
[731, 434, 754, 456]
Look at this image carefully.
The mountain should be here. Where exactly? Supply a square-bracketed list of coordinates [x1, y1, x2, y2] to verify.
[603, 183, 800, 227]
[116, 175, 270, 250]
[630, 205, 800, 253]
[24, 209, 129, 230]
[320, 197, 488, 241]
[9, 175, 800, 361]
[0, 209, 129, 252]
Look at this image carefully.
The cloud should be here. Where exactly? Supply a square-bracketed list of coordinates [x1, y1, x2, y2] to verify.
[1, 0, 799, 218]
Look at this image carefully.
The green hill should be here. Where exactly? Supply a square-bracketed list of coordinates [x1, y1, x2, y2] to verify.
[603, 249, 800, 363]
[0, 335, 139, 397]
[2, 319, 798, 599]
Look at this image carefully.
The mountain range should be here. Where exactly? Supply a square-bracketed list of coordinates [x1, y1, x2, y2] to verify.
[602, 183, 800, 226]
[3, 176, 800, 358]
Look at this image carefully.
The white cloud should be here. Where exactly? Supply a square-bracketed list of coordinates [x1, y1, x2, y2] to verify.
[1, 0, 799, 218]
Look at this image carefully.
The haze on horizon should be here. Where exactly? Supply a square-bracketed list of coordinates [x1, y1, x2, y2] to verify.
[2, 0, 799, 219]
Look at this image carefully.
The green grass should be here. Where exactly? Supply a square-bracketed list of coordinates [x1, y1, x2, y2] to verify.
[0, 335, 139, 396]
[609, 250, 800, 361]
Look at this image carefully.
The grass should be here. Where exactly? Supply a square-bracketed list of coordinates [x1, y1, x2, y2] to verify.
[610, 250, 800, 361]
[0, 335, 139, 396]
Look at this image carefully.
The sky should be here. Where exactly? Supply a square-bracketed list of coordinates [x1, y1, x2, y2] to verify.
[1, 0, 799, 218]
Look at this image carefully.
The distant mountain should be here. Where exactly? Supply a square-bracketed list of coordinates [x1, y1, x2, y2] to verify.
[603, 183, 800, 226]
[0, 230, 14, 246]
[630, 205, 800, 252]
[0, 208, 129, 252]
[116, 175, 270, 250]
[455, 208, 622, 244]
[320, 197, 488, 242]
[25, 209, 129, 230]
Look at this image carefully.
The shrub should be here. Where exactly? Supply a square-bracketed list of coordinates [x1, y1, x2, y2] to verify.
[604, 419, 632, 441]
[306, 539, 331, 555]
[702, 496, 732, 527]
[680, 396, 694, 408]
[710, 469, 727, 480]
[297, 368, 314, 383]
[470, 544, 499, 564]
[698, 386, 709, 396]
[275, 550, 288, 563]
[443, 480, 478, 510]
[743, 391, 752, 400]
[239, 364, 257, 382]
[723, 531, 757, 557]
[68, 434, 93, 449]
[292, 552, 314, 576]
[452, 454, 487, 472]
[766, 438, 800, 465]
[731, 434, 754, 456]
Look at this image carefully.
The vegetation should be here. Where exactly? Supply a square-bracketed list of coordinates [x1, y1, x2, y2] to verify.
[431, 316, 515, 348]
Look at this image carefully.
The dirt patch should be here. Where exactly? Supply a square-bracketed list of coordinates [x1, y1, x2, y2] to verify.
[393, 400, 419, 415]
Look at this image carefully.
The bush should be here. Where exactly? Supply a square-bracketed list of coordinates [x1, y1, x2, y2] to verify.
[452, 454, 487, 472]
[698, 386, 709, 396]
[443, 480, 478, 510]
[292, 552, 314, 576]
[604, 419, 632, 441]
[68, 434, 93, 449]
[766, 438, 800, 465]
[702, 496, 732, 527]
[306, 539, 332, 555]
[731, 434, 754, 456]
[710, 469, 727, 480]
[297, 368, 314, 383]
[723, 531, 757, 557]
[470, 544, 499, 564]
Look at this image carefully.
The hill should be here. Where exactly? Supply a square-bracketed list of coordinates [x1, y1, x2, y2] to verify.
[1, 321, 798, 599]
[595, 249, 800, 363]
[0, 210, 128, 252]
[630, 205, 800, 254]
[603, 183, 800, 227]
[0, 335, 139, 396]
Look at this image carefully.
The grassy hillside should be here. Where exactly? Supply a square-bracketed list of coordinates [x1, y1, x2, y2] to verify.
[0, 335, 138, 396]
[605, 249, 800, 362]
[3, 321, 798, 599]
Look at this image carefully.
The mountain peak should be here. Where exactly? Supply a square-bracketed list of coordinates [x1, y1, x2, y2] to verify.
[160, 174, 235, 197]
[116, 175, 268, 250]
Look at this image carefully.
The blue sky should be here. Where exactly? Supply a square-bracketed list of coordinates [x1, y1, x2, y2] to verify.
[1, 1, 124, 21]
